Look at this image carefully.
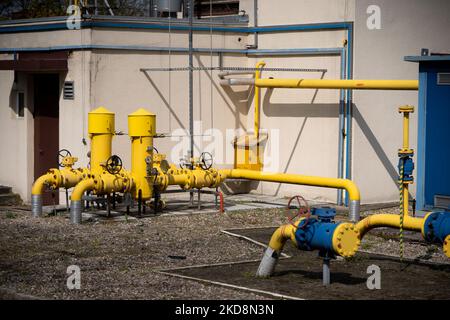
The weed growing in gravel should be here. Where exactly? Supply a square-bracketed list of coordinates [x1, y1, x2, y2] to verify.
[5, 212, 16, 219]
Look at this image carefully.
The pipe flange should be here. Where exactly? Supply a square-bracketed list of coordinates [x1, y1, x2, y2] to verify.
[444, 235, 450, 258]
[332, 222, 360, 258]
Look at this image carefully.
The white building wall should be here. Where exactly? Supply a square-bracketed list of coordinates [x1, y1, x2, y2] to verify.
[352, 0, 450, 203]
[1, 0, 450, 205]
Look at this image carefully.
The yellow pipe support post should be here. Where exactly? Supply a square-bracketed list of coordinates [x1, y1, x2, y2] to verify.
[254, 61, 266, 140]
[88, 107, 114, 173]
[254, 78, 419, 90]
[128, 108, 156, 200]
[221, 168, 360, 221]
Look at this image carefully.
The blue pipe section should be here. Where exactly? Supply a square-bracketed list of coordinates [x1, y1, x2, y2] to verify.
[344, 25, 354, 206]
[337, 48, 346, 206]
[0, 20, 353, 34]
[295, 219, 339, 252]
[0, 45, 344, 56]
[423, 211, 450, 244]
[294, 207, 339, 254]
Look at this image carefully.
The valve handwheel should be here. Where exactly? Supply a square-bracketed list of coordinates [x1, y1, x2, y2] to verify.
[106, 155, 123, 175]
[58, 149, 72, 167]
[199, 152, 213, 170]
[286, 195, 311, 229]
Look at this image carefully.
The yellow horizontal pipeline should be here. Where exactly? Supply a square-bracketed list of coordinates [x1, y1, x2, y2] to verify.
[71, 171, 134, 202]
[254, 78, 419, 90]
[31, 168, 87, 195]
[221, 169, 360, 201]
[355, 214, 424, 238]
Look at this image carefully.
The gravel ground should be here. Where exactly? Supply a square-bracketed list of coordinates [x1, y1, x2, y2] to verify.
[0, 204, 447, 299]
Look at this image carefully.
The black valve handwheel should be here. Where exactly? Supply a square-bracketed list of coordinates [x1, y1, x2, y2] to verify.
[106, 155, 123, 175]
[58, 149, 72, 167]
[199, 152, 213, 170]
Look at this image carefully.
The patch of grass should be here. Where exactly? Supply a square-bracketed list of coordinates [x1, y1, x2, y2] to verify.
[242, 271, 255, 278]
[5, 212, 17, 219]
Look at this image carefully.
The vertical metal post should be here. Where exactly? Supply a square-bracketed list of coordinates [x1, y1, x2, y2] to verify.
[254, 0, 258, 48]
[197, 189, 201, 210]
[65, 189, 70, 214]
[188, 0, 195, 205]
[106, 194, 111, 217]
[337, 48, 346, 206]
[188, 0, 194, 159]
[138, 189, 142, 216]
[323, 256, 331, 286]
[112, 192, 116, 209]
[215, 187, 218, 209]
[344, 25, 354, 206]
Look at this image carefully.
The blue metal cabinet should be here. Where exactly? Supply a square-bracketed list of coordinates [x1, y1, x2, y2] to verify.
[405, 55, 450, 211]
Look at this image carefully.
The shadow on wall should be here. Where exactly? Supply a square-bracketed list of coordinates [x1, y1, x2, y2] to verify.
[196, 56, 252, 130]
[353, 105, 412, 199]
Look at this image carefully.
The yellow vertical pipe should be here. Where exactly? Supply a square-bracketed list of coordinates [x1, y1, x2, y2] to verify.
[254, 60, 266, 140]
[88, 107, 115, 174]
[128, 108, 156, 200]
[403, 112, 410, 151]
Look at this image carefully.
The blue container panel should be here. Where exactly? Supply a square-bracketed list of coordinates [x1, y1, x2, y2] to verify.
[423, 69, 450, 208]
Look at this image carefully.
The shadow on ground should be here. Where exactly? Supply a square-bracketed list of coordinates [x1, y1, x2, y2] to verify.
[163, 227, 450, 300]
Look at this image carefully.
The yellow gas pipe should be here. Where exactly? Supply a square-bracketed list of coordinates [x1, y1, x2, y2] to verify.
[88, 107, 115, 173]
[31, 159, 87, 217]
[254, 78, 419, 90]
[220, 168, 360, 222]
[254, 61, 266, 140]
[70, 107, 134, 223]
[128, 108, 156, 200]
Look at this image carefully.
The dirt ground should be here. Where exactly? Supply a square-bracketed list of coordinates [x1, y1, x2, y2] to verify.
[0, 204, 448, 299]
[170, 227, 449, 299]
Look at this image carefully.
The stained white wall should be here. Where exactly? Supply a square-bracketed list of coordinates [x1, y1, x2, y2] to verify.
[353, 0, 450, 203]
[1, 0, 450, 205]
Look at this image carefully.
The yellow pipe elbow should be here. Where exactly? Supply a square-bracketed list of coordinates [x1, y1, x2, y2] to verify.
[355, 214, 424, 238]
[221, 169, 360, 201]
[254, 60, 266, 139]
[71, 179, 96, 201]
[31, 173, 54, 195]
[268, 223, 298, 252]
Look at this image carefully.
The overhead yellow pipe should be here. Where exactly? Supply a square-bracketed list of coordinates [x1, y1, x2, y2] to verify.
[221, 168, 360, 221]
[254, 61, 266, 139]
[254, 78, 419, 90]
